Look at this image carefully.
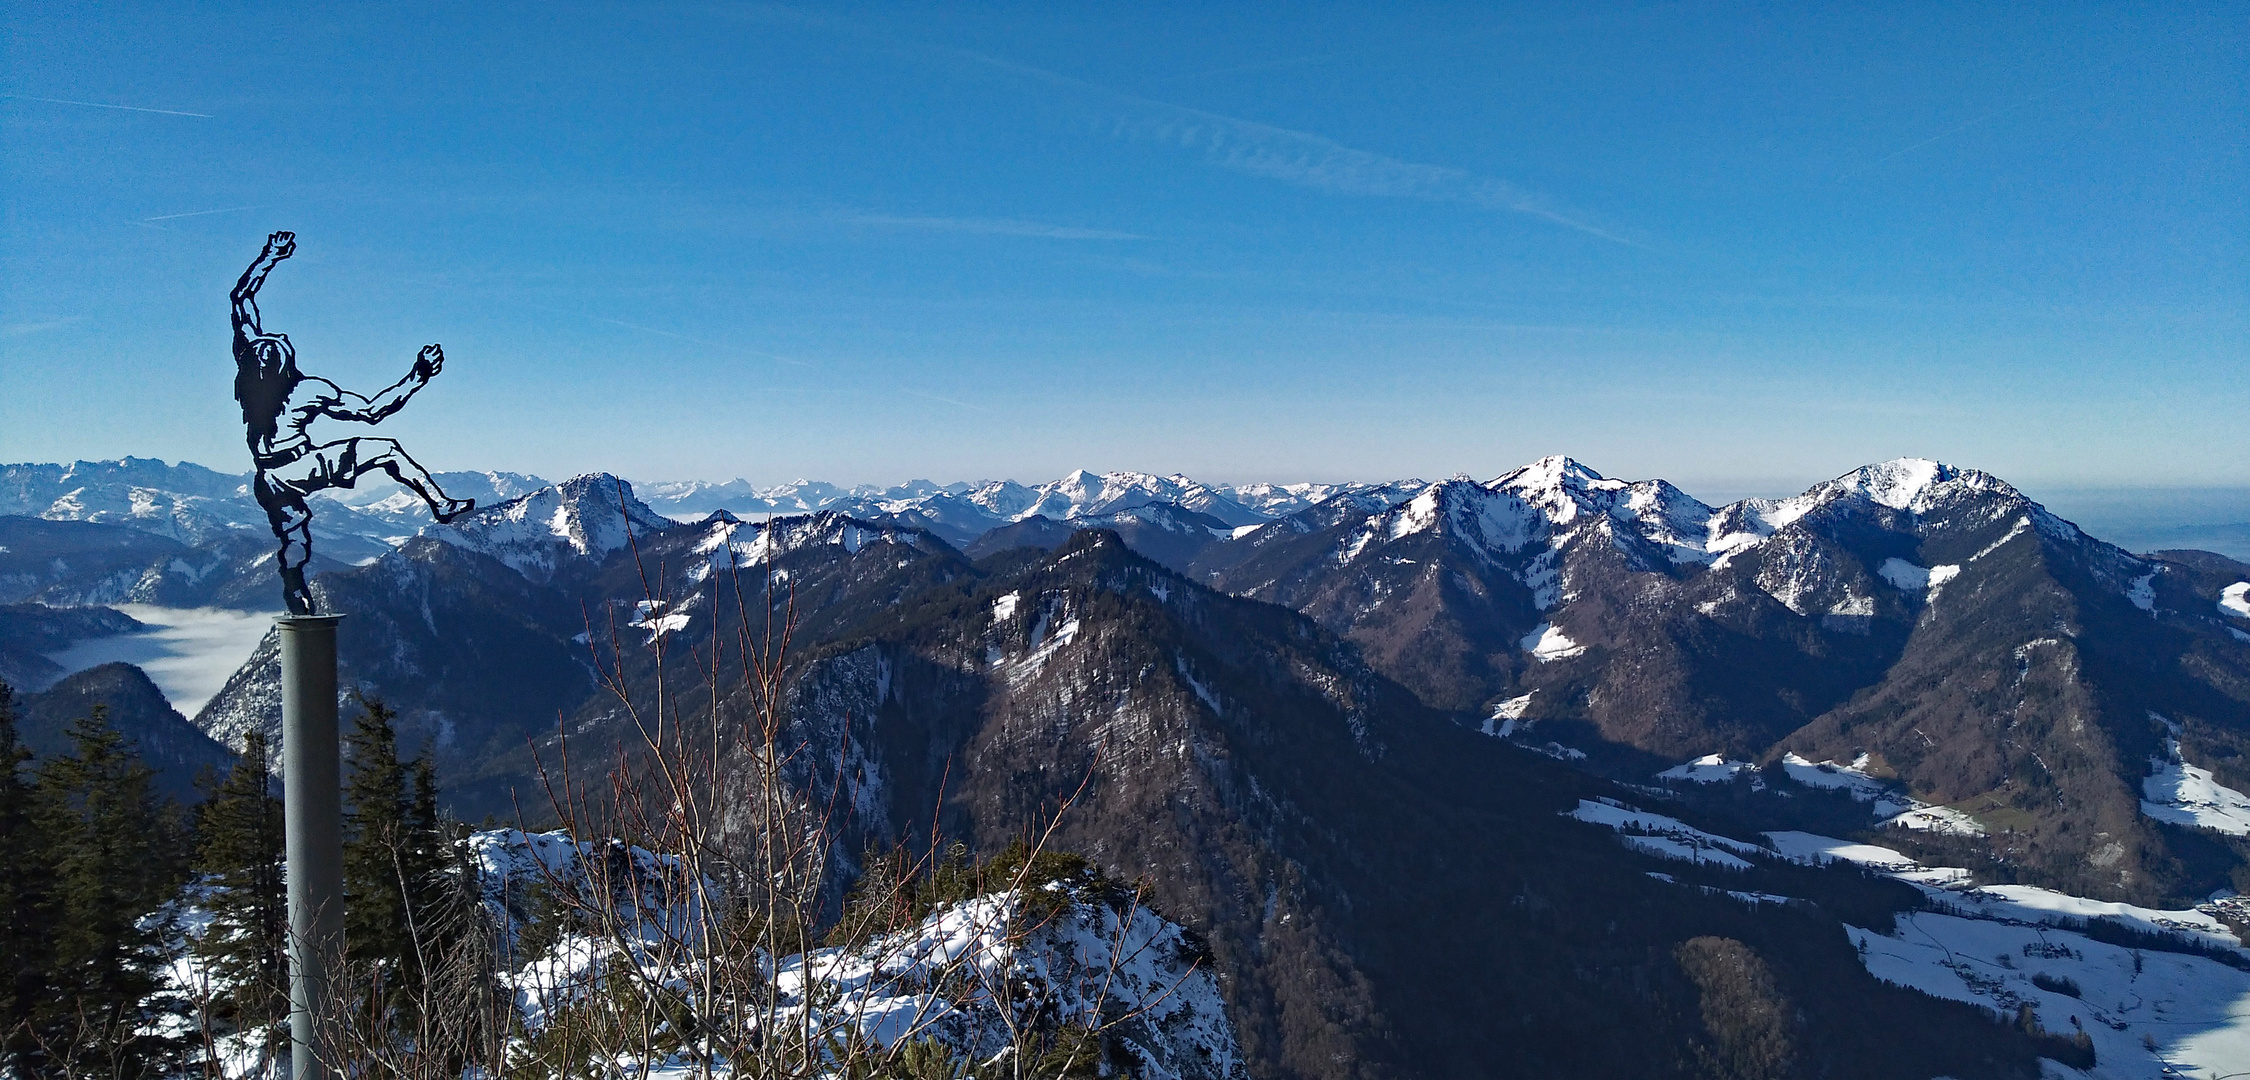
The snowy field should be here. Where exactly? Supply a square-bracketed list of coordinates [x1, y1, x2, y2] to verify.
[1768, 831, 2250, 1079]
[43, 605, 274, 715]
[1569, 794, 2250, 1077]
[1852, 913, 2250, 1080]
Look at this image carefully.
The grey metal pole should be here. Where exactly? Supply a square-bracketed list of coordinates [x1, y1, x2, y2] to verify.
[279, 614, 345, 1080]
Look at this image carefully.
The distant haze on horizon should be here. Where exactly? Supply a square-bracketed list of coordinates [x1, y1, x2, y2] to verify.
[2, 3, 2242, 491]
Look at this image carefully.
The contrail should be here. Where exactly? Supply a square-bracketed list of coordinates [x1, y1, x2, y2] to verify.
[595, 316, 693, 340]
[730, 4, 1635, 246]
[964, 49, 1638, 245]
[846, 214, 1148, 240]
[1839, 56, 2129, 181]
[4, 93, 212, 118]
[1165, 55, 1331, 81]
[142, 206, 263, 222]
[902, 389, 987, 412]
[585, 314, 812, 367]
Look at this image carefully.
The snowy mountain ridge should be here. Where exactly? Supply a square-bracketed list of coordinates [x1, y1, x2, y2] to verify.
[421, 473, 672, 581]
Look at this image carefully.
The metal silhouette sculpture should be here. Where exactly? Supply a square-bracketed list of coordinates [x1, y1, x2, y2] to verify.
[234, 231, 475, 615]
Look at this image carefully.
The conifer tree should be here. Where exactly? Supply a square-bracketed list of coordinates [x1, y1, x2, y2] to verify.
[192, 731, 287, 1039]
[32, 705, 185, 1077]
[403, 756, 452, 947]
[341, 695, 453, 1019]
[344, 694, 412, 973]
[0, 683, 58, 1074]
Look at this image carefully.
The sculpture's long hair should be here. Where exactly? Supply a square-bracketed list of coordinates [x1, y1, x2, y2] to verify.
[234, 334, 298, 444]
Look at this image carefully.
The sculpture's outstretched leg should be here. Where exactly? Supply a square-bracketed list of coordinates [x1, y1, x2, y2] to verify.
[314, 437, 475, 522]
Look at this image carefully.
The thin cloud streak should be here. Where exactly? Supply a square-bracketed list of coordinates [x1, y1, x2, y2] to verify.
[4, 316, 86, 337]
[736, 5, 1633, 245]
[901, 388, 987, 412]
[1164, 55, 1331, 81]
[589, 316, 814, 367]
[508, 301, 814, 368]
[3, 93, 212, 118]
[845, 214, 1149, 240]
[595, 316, 693, 340]
[142, 205, 263, 222]
[946, 49, 1637, 245]
[1839, 56, 2128, 181]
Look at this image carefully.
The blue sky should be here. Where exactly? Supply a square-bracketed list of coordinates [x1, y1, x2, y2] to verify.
[2, 2, 2243, 495]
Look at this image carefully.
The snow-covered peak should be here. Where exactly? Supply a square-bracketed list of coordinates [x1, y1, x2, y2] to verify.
[1492, 455, 1622, 503]
[1222, 479, 1426, 518]
[1484, 457, 1720, 565]
[1361, 479, 1543, 557]
[1807, 459, 2020, 516]
[680, 510, 937, 582]
[940, 470, 1266, 528]
[423, 473, 672, 580]
[1856, 458, 1945, 509]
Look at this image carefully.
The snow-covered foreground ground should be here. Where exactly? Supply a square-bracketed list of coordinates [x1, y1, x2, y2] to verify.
[161, 829, 1243, 1079]
[44, 604, 275, 715]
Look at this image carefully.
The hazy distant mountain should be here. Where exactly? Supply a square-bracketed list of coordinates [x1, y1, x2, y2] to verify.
[630, 469, 1318, 540]
[963, 501, 1240, 572]
[0, 515, 348, 611]
[320, 469, 551, 531]
[0, 602, 144, 691]
[0, 457, 395, 563]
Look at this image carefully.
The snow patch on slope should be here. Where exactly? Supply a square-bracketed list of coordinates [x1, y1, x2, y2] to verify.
[2127, 573, 2157, 612]
[1480, 691, 1535, 736]
[1873, 557, 1962, 600]
[2142, 716, 2250, 836]
[1566, 798, 1763, 870]
[1876, 557, 1932, 590]
[1520, 623, 1585, 662]
[2220, 582, 2250, 619]
[1765, 831, 2241, 950]
[1658, 755, 1757, 784]
[1779, 753, 1986, 836]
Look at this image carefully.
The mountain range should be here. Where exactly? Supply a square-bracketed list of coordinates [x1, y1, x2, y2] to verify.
[6, 454, 2250, 1076]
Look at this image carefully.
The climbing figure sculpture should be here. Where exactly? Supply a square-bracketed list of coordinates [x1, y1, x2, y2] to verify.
[234, 231, 474, 615]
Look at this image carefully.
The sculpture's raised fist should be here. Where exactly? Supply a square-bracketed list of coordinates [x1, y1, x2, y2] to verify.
[414, 343, 445, 380]
[265, 231, 296, 259]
